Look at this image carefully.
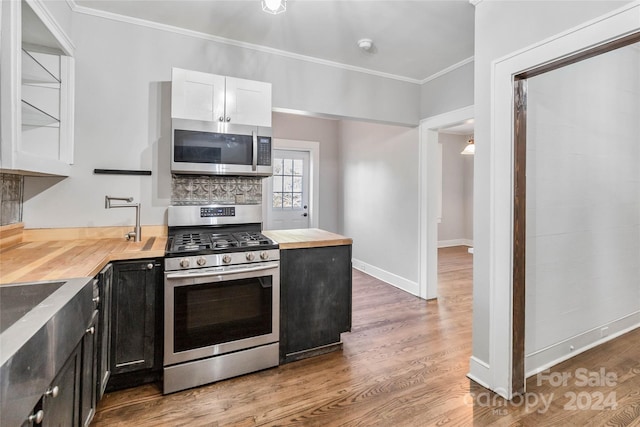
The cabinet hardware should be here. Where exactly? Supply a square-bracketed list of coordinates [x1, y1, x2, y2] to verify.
[28, 410, 44, 424]
[86, 326, 95, 335]
[45, 385, 59, 398]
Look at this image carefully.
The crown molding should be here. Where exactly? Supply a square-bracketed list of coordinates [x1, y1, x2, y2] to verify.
[420, 56, 474, 85]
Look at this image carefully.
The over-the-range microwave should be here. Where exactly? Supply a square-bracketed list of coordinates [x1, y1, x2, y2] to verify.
[171, 118, 273, 176]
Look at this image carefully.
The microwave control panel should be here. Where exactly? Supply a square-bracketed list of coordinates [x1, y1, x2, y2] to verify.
[200, 206, 235, 217]
[257, 136, 272, 166]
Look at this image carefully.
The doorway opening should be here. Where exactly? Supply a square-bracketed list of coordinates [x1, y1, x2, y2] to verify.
[436, 128, 474, 303]
[418, 105, 474, 300]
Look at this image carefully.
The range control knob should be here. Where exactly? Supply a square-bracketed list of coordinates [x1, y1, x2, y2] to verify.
[260, 251, 269, 260]
[222, 254, 232, 264]
[246, 252, 255, 261]
[196, 257, 207, 266]
[179, 258, 190, 268]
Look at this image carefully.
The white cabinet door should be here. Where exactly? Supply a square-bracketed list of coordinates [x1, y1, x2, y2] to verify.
[171, 68, 225, 122]
[224, 76, 272, 127]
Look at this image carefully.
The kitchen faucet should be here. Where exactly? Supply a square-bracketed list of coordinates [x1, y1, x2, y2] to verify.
[105, 196, 141, 242]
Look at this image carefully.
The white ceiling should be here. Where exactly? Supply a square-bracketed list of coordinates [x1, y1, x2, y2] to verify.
[73, 0, 476, 83]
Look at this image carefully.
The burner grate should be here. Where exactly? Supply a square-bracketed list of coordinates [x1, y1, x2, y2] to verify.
[167, 229, 275, 255]
[172, 233, 212, 252]
[233, 232, 272, 247]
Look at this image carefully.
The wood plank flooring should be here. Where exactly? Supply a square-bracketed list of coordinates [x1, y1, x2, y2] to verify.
[92, 246, 640, 426]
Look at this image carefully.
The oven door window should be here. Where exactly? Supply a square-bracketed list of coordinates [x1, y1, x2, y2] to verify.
[173, 276, 272, 353]
[174, 130, 252, 165]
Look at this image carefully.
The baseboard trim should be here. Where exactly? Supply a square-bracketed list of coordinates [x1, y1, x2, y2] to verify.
[467, 356, 491, 389]
[525, 312, 640, 378]
[352, 258, 419, 296]
[438, 239, 473, 248]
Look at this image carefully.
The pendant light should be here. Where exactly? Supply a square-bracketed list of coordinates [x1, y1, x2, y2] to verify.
[461, 136, 475, 155]
[262, 0, 286, 14]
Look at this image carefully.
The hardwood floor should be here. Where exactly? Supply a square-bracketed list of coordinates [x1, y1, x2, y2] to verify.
[92, 246, 640, 426]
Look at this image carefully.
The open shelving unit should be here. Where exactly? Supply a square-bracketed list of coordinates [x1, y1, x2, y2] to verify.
[21, 48, 61, 128]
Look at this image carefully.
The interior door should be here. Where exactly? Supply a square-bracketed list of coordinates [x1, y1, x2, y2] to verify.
[269, 149, 310, 230]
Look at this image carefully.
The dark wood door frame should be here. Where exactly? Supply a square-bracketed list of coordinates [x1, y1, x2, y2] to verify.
[512, 78, 527, 396]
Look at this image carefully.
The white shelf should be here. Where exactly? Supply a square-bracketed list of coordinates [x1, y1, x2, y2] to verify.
[21, 48, 60, 86]
[21, 100, 60, 128]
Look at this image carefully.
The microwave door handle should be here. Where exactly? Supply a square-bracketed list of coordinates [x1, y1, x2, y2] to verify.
[252, 131, 257, 172]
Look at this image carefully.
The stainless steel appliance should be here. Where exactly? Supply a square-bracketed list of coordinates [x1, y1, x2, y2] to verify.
[163, 204, 279, 394]
[171, 119, 273, 176]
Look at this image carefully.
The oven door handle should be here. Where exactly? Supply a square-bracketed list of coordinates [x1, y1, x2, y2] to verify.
[166, 263, 277, 280]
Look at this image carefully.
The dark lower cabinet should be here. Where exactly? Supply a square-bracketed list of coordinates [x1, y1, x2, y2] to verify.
[41, 343, 82, 427]
[96, 264, 112, 400]
[280, 245, 352, 363]
[80, 311, 98, 427]
[107, 259, 163, 391]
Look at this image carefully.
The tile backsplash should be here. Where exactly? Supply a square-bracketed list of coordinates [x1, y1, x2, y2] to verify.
[0, 174, 24, 226]
[171, 175, 262, 205]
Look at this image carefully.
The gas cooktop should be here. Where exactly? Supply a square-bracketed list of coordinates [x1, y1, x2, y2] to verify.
[165, 204, 278, 257]
[167, 229, 276, 255]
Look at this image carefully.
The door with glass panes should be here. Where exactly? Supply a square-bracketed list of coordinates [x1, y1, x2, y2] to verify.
[269, 149, 310, 230]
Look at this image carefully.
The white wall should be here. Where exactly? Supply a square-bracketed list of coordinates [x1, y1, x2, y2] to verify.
[472, 0, 631, 367]
[421, 61, 474, 120]
[524, 43, 640, 372]
[272, 112, 340, 233]
[340, 120, 420, 293]
[437, 133, 473, 246]
[22, 8, 421, 229]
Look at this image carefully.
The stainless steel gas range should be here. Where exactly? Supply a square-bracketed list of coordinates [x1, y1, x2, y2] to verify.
[163, 204, 279, 394]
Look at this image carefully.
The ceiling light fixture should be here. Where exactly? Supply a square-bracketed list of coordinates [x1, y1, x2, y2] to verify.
[461, 136, 475, 155]
[262, 0, 286, 14]
[357, 38, 373, 52]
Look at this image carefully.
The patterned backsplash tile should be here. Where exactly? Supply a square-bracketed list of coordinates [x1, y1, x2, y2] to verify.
[171, 175, 262, 205]
[0, 174, 24, 226]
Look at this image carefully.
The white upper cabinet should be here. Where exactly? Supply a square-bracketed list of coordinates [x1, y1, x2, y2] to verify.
[224, 76, 272, 128]
[171, 68, 225, 122]
[0, 0, 75, 176]
[171, 68, 272, 127]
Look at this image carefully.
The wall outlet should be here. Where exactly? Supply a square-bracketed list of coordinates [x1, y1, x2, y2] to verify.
[600, 327, 609, 338]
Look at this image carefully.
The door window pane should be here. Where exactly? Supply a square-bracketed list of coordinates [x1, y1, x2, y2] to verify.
[272, 155, 305, 210]
[293, 159, 303, 175]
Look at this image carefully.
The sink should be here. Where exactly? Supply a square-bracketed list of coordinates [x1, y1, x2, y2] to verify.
[0, 277, 93, 427]
[0, 281, 65, 333]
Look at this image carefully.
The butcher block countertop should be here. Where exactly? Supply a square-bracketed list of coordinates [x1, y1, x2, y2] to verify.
[263, 228, 352, 250]
[0, 225, 348, 284]
[0, 224, 167, 285]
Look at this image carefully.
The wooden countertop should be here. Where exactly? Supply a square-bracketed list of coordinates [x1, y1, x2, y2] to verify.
[263, 228, 352, 250]
[0, 225, 348, 284]
[0, 236, 166, 285]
